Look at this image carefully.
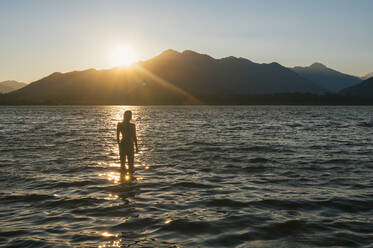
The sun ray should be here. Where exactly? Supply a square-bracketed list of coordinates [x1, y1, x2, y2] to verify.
[133, 64, 202, 104]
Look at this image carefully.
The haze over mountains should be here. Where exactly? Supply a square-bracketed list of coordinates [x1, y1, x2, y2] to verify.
[291, 63, 362, 92]
[0, 81, 27, 93]
[0, 49, 371, 104]
[361, 72, 373, 80]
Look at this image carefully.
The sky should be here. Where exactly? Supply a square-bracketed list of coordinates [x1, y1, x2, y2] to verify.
[1, 0, 372, 83]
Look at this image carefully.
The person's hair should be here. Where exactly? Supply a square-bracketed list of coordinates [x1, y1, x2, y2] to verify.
[123, 110, 132, 123]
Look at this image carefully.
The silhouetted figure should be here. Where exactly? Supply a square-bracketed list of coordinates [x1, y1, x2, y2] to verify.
[117, 110, 138, 178]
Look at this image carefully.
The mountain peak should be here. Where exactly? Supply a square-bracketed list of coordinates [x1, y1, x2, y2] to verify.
[220, 56, 238, 61]
[159, 49, 180, 57]
[310, 62, 327, 70]
[292, 62, 362, 92]
[270, 62, 282, 67]
[182, 50, 200, 55]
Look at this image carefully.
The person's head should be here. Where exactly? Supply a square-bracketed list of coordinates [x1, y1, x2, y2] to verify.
[123, 110, 132, 123]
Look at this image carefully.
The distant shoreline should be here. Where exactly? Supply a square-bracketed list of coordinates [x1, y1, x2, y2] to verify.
[1, 93, 372, 106]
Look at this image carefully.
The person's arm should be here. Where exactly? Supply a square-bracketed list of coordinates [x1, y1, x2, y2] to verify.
[116, 123, 121, 144]
[134, 124, 138, 153]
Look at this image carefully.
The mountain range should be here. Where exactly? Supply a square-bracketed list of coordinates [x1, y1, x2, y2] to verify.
[140, 49, 323, 95]
[0, 49, 371, 104]
[291, 63, 362, 92]
[0, 80, 27, 93]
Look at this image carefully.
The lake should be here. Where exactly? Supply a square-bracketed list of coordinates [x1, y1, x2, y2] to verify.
[1, 106, 372, 247]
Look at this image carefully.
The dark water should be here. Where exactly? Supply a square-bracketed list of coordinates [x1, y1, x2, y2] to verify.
[1, 106, 373, 248]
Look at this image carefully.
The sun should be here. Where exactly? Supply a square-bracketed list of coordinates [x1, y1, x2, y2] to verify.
[109, 45, 137, 67]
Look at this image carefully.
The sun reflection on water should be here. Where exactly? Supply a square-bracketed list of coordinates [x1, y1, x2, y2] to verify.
[99, 232, 122, 248]
[101, 231, 118, 238]
[99, 170, 144, 184]
[98, 239, 122, 248]
[105, 193, 119, 200]
[108, 163, 120, 168]
[99, 172, 120, 184]
[124, 173, 131, 182]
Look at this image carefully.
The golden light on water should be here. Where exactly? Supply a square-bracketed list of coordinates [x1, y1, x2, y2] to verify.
[99, 169, 145, 184]
[101, 231, 117, 237]
[105, 193, 119, 200]
[109, 45, 137, 67]
[99, 172, 120, 184]
[99, 232, 121, 248]
[124, 173, 131, 182]
[98, 239, 122, 248]
[108, 163, 120, 168]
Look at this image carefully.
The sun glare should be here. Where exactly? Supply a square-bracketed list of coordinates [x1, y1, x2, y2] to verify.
[109, 45, 137, 67]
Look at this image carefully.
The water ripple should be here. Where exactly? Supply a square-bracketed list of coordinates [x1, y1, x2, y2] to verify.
[0, 106, 372, 247]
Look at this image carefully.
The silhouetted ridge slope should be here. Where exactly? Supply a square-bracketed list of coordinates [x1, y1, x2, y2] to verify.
[292, 63, 362, 92]
[141, 50, 323, 95]
[340, 77, 373, 99]
[9, 67, 193, 104]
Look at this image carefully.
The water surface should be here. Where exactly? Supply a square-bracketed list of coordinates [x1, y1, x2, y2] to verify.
[1, 106, 373, 247]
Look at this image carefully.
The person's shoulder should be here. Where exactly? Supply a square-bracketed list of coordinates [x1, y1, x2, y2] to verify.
[130, 123, 136, 127]
[117, 122, 123, 127]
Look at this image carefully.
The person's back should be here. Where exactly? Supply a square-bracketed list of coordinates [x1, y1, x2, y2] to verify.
[119, 122, 135, 145]
[117, 111, 138, 176]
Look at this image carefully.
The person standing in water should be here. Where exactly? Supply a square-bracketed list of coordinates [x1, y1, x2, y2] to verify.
[117, 110, 138, 175]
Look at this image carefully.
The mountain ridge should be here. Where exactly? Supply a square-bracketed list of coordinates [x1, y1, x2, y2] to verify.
[0, 80, 27, 93]
[138, 49, 323, 95]
[291, 63, 362, 92]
